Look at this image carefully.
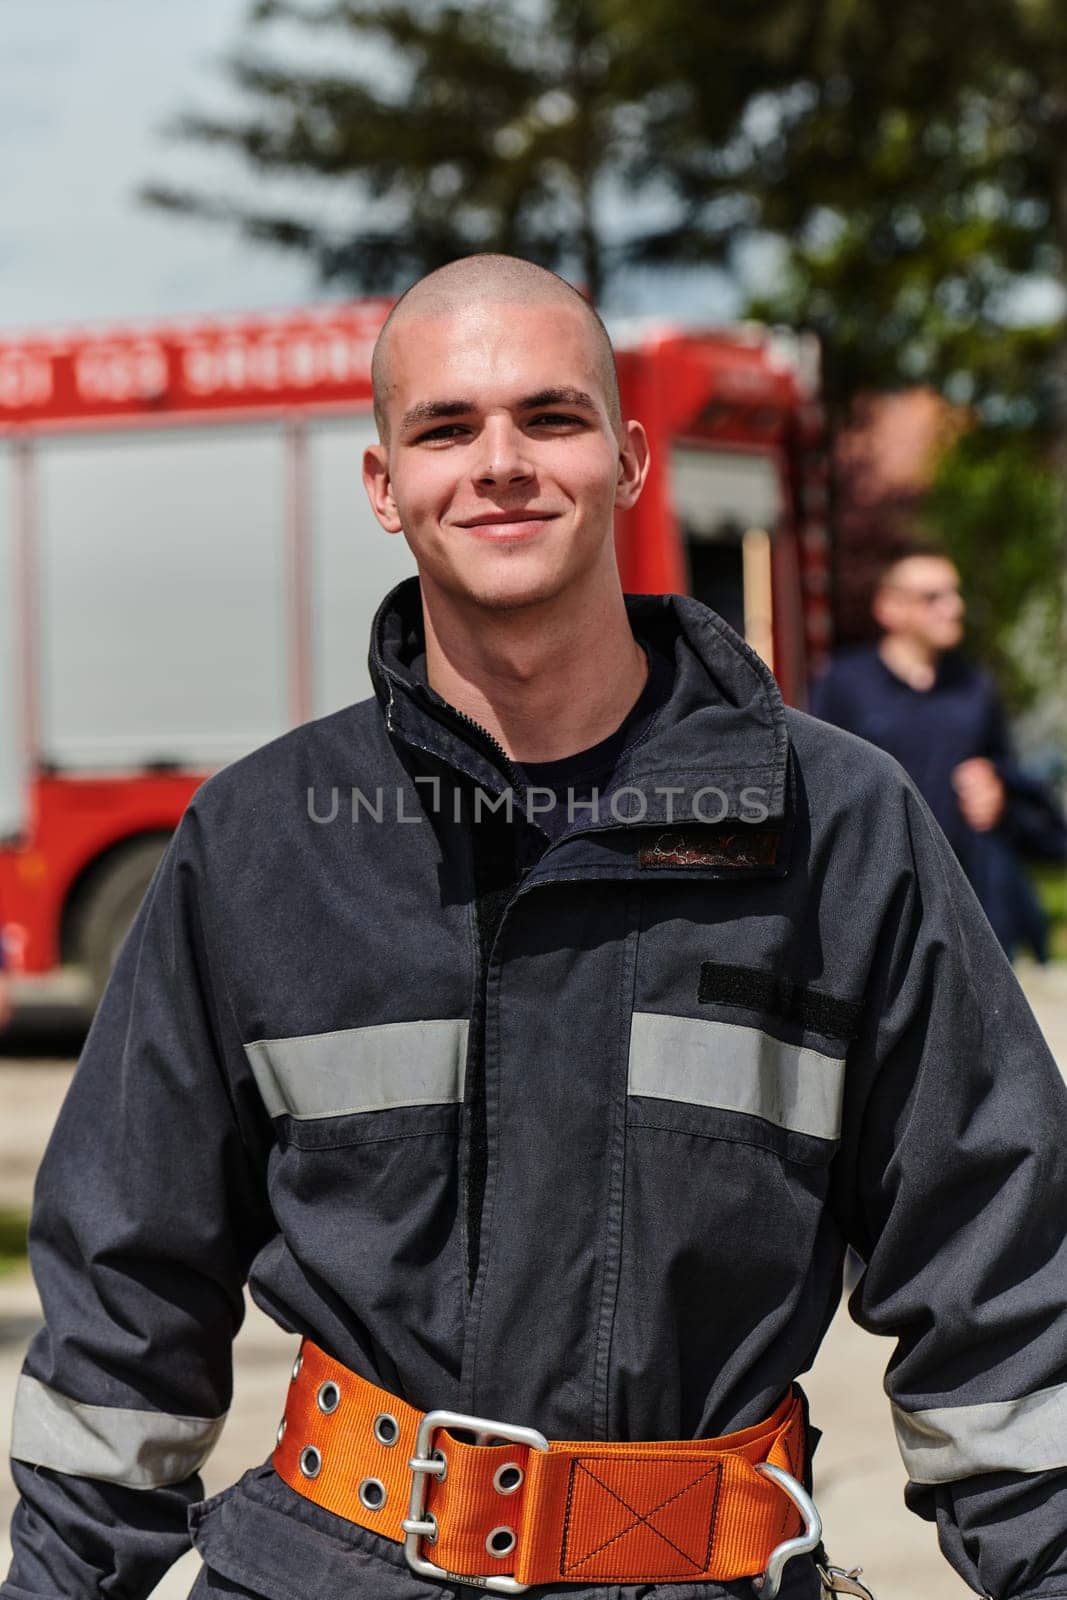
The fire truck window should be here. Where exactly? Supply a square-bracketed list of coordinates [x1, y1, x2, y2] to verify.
[35, 425, 289, 771]
[669, 447, 783, 640]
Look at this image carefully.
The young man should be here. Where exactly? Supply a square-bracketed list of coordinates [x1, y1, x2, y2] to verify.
[4, 256, 1067, 1600]
[809, 548, 1047, 958]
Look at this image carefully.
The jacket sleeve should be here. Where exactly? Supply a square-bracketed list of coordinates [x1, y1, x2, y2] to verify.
[2, 797, 276, 1600]
[832, 770, 1067, 1600]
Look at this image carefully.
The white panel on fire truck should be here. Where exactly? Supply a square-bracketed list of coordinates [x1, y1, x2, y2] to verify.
[36, 425, 288, 770]
[307, 416, 417, 717]
[669, 447, 783, 540]
[0, 443, 25, 838]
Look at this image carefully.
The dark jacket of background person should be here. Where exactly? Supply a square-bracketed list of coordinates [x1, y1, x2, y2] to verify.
[5, 576, 1067, 1600]
[809, 644, 1058, 959]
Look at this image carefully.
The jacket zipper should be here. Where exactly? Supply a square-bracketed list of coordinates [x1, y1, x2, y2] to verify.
[437, 699, 526, 798]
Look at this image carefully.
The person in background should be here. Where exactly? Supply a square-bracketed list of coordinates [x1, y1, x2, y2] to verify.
[809, 543, 1050, 960]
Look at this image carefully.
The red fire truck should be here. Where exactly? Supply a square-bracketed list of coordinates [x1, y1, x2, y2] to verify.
[0, 302, 831, 1003]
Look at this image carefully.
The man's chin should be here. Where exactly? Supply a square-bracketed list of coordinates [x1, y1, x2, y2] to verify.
[466, 579, 565, 614]
[431, 560, 575, 615]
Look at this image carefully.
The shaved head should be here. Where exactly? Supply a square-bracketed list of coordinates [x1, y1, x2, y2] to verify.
[371, 253, 622, 441]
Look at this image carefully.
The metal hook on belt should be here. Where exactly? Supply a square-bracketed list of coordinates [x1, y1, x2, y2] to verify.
[817, 1564, 878, 1599]
[750, 1463, 823, 1599]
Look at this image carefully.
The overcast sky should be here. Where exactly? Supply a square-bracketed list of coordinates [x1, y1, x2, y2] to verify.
[1, 0, 318, 334]
[1, 1, 741, 338]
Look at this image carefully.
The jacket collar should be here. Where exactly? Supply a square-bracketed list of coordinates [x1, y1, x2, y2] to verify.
[368, 574, 789, 830]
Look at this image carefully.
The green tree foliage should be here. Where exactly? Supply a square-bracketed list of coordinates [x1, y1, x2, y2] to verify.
[646, 0, 1067, 711]
[144, 0, 1067, 422]
[141, 0, 775, 300]
[695, 0, 1067, 429]
[921, 427, 1065, 712]
[143, 0, 615, 297]
[141, 1, 839, 299]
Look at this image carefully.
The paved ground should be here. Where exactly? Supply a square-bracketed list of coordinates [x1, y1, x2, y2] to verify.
[0, 960, 1064, 1599]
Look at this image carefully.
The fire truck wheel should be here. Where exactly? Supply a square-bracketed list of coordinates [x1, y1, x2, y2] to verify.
[71, 835, 171, 1007]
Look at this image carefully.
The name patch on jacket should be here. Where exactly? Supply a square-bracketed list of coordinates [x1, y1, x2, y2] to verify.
[638, 828, 781, 871]
[698, 960, 862, 1041]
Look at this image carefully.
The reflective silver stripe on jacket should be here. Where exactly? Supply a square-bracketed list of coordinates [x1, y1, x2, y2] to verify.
[244, 1017, 469, 1120]
[11, 1375, 226, 1489]
[893, 1384, 1067, 1484]
[628, 1012, 846, 1142]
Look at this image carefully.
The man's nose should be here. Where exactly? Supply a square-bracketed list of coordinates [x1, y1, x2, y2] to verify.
[474, 418, 534, 484]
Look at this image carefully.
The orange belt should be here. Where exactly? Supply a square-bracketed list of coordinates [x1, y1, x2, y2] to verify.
[273, 1339, 820, 1595]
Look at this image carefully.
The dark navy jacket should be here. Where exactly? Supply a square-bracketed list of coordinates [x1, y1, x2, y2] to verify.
[5, 578, 1067, 1600]
[809, 646, 1050, 959]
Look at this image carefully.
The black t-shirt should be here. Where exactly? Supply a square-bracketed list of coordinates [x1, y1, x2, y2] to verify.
[511, 638, 674, 846]
[407, 635, 675, 855]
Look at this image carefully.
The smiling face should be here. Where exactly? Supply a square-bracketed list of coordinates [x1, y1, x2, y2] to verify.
[362, 298, 648, 615]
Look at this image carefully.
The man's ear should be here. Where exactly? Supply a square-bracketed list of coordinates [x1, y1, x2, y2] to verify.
[870, 586, 893, 632]
[614, 420, 650, 512]
[363, 443, 403, 533]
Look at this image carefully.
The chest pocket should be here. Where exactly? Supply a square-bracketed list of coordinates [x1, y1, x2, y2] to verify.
[626, 962, 861, 1166]
[241, 1018, 469, 1376]
[244, 1017, 468, 1147]
[626, 1010, 846, 1166]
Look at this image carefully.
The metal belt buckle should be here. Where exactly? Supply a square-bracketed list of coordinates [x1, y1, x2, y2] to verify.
[402, 1407, 550, 1594]
[750, 1463, 824, 1600]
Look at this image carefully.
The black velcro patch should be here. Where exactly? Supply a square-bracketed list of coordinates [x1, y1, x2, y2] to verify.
[698, 961, 862, 1041]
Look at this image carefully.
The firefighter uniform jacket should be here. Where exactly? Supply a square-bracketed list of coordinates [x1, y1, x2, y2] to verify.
[4, 575, 1067, 1600]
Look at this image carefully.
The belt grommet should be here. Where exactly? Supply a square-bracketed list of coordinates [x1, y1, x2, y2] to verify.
[316, 1380, 340, 1415]
[358, 1476, 388, 1511]
[276, 1417, 286, 1445]
[486, 1525, 516, 1558]
[493, 1462, 523, 1495]
[299, 1445, 321, 1479]
[291, 1352, 302, 1383]
[431, 1446, 447, 1482]
[373, 1411, 399, 1447]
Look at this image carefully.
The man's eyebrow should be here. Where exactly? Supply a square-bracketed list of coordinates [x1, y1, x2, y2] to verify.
[519, 387, 596, 411]
[399, 399, 477, 432]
